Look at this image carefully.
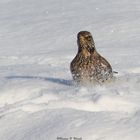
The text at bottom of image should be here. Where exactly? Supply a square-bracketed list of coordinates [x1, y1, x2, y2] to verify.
[57, 137, 82, 140]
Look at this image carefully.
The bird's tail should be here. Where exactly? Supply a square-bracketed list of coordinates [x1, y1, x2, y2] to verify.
[113, 71, 118, 74]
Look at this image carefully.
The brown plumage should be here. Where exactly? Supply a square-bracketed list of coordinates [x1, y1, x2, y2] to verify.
[70, 31, 113, 84]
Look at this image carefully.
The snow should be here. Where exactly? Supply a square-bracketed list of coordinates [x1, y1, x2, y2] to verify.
[0, 0, 140, 139]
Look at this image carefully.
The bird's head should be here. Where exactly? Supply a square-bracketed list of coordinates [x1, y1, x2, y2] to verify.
[77, 31, 96, 53]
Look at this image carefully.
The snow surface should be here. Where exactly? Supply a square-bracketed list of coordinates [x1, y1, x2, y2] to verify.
[0, 0, 140, 140]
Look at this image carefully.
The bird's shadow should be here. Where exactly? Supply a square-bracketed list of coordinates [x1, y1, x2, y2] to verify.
[6, 76, 73, 86]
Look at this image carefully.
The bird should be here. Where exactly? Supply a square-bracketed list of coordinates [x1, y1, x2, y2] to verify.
[70, 31, 113, 84]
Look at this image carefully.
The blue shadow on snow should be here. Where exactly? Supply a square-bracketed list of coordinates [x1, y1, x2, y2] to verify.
[6, 76, 73, 86]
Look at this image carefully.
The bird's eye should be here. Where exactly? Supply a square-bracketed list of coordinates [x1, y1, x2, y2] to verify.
[86, 36, 91, 41]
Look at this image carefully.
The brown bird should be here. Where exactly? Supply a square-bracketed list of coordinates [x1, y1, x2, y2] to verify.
[70, 31, 113, 84]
